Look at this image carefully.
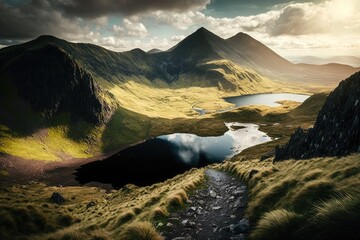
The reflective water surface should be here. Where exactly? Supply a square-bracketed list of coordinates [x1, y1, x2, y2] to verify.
[224, 93, 309, 108]
[75, 123, 271, 188]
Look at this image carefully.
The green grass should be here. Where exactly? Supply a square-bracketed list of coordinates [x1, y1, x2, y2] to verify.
[0, 120, 97, 161]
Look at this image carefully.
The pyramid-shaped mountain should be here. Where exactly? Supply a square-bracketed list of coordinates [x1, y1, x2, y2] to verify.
[0, 27, 358, 126]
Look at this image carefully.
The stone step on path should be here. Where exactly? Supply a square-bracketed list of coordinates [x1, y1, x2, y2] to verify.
[162, 169, 249, 240]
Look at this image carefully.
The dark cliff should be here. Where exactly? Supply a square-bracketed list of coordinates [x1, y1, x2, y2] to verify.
[3, 44, 111, 124]
[275, 71, 360, 160]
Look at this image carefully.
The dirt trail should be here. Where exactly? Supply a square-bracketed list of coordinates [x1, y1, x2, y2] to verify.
[163, 169, 249, 240]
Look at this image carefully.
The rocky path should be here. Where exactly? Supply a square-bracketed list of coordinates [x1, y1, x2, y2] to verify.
[162, 169, 249, 240]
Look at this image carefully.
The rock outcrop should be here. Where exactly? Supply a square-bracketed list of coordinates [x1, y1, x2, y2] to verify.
[4, 44, 111, 124]
[275, 71, 360, 160]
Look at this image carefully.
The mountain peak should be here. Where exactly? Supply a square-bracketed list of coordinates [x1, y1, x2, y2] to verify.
[148, 48, 162, 54]
[25, 35, 68, 50]
[35, 35, 60, 41]
[192, 27, 219, 39]
[168, 27, 225, 58]
[195, 27, 211, 33]
[227, 32, 254, 43]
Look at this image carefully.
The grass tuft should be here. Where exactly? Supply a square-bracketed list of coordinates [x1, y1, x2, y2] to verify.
[151, 207, 169, 221]
[291, 179, 335, 211]
[303, 193, 360, 240]
[113, 210, 135, 228]
[302, 169, 323, 181]
[165, 190, 188, 211]
[120, 221, 164, 240]
[251, 209, 305, 240]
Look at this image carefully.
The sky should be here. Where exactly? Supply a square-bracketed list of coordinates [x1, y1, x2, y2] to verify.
[0, 0, 359, 58]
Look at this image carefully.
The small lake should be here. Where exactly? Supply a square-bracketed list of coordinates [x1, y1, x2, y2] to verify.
[194, 93, 310, 114]
[224, 93, 309, 108]
[75, 123, 271, 188]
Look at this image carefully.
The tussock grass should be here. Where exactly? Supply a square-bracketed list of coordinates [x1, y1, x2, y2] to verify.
[164, 189, 189, 211]
[0, 168, 204, 239]
[306, 193, 360, 240]
[221, 153, 360, 240]
[150, 207, 169, 221]
[251, 209, 305, 240]
[113, 210, 135, 228]
[120, 221, 163, 240]
[291, 179, 335, 211]
[302, 169, 323, 181]
[42, 227, 112, 240]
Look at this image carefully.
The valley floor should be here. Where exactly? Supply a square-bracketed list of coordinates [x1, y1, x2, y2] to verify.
[2, 91, 358, 240]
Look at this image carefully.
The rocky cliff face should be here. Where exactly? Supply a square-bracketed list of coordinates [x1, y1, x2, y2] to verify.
[275, 71, 360, 160]
[4, 44, 111, 124]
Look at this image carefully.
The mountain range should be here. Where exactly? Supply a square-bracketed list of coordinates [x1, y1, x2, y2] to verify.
[289, 55, 360, 67]
[0, 27, 359, 160]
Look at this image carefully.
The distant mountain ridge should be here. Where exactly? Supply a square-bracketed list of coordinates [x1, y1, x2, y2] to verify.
[0, 27, 359, 125]
[0, 27, 359, 160]
[289, 55, 360, 67]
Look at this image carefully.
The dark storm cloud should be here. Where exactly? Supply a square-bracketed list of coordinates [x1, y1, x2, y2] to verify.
[0, 0, 81, 39]
[0, 0, 209, 42]
[52, 0, 210, 18]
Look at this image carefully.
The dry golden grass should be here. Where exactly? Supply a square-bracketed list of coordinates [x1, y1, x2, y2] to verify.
[220, 153, 360, 240]
[0, 168, 204, 239]
[120, 221, 164, 240]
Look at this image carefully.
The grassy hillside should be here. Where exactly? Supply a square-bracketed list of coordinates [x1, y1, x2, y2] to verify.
[221, 154, 360, 240]
[0, 27, 356, 161]
[0, 168, 204, 239]
[0, 87, 357, 239]
[0, 83, 324, 160]
[1, 150, 358, 239]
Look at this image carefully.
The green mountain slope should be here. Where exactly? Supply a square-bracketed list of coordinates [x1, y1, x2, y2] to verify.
[0, 27, 358, 161]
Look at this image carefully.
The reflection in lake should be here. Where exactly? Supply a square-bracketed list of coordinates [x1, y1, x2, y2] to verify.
[75, 123, 271, 188]
[159, 123, 271, 165]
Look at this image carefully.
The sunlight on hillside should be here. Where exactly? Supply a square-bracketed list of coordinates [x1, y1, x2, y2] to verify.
[0, 125, 94, 161]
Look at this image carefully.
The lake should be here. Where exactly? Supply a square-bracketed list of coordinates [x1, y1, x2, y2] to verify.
[224, 93, 309, 108]
[75, 123, 271, 188]
[194, 93, 310, 114]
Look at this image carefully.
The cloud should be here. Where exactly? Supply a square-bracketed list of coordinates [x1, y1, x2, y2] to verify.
[53, 0, 210, 18]
[113, 19, 148, 37]
[150, 10, 206, 30]
[170, 35, 185, 42]
[0, 0, 85, 39]
[265, 3, 329, 36]
[206, 0, 360, 38]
